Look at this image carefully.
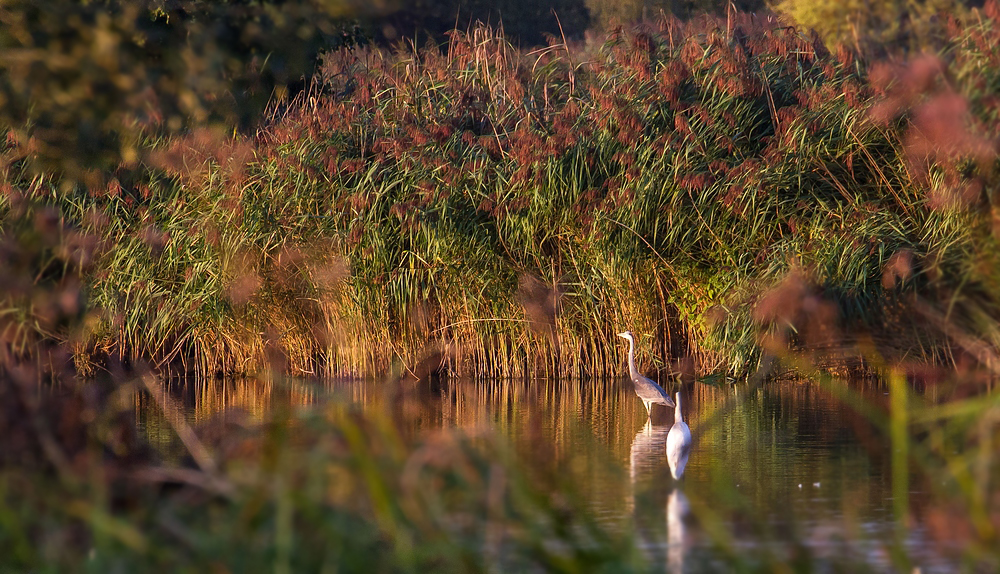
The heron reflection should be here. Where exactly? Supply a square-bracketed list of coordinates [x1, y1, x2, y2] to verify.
[626, 419, 670, 520]
[629, 419, 671, 484]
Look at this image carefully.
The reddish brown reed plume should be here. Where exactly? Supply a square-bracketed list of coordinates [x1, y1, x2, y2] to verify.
[754, 271, 841, 352]
[224, 249, 262, 305]
[868, 55, 996, 209]
[140, 224, 170, 257]
[882, 249, 915, 289]
[148, 128, 254, 193]
[516, 274, 561, 336]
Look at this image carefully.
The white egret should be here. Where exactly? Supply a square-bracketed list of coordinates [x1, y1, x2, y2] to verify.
[617, 331, 675, 418]
[666, 391, 692, 480]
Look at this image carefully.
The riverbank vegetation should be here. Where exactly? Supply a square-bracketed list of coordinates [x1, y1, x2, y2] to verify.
[10, 6, 995, 380]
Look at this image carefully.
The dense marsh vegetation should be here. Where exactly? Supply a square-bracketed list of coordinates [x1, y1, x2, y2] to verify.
[1, 0, 999, 571]
[27, 7, 999, 379]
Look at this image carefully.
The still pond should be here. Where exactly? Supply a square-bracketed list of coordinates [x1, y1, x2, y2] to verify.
[139, 376, 960, 572]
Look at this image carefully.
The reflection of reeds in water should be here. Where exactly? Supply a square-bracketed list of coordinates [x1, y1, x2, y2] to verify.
[156, 374, 689, 477]
[139, 378, 324, 449]
[387, 376, 670, 446]
[427, 378, 644, 474]
[190, 378, 320, 422]
[120, 365, 1000, 571]
[142, 376, 895, 492]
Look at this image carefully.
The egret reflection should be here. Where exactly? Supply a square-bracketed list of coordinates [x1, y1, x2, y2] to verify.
[667, 489, 690, 573]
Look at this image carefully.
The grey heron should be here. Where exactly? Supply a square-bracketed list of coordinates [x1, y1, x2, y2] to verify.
[617, 330, 675, 417]
[666, 391, 692, 480]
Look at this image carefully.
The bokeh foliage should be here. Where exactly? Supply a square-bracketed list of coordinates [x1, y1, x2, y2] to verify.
[776, 0, 971, 50]
[0, 0, 370, 184]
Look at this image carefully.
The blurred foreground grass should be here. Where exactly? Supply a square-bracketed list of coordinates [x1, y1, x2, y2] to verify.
[1, 371, 644, 572]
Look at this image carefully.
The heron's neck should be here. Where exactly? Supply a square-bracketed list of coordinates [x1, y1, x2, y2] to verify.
[627, 338, 640, 380]
[675, 393, 683, 423]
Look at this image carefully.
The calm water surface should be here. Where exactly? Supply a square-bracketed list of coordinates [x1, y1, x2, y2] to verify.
[139, 376, 961, 572]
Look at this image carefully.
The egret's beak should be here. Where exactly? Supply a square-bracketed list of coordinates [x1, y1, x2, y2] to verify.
[617, 331, 628, 339]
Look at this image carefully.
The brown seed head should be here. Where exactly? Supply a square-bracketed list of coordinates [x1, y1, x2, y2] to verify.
[882, 249, 914, 289]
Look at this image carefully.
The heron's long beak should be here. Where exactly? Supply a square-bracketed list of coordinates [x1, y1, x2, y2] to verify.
[616, 331, 628, 338]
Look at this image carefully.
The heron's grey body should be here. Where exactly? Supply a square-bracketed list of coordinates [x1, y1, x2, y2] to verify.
[617, 331, 675, 416]
[666, 392, 692, 480]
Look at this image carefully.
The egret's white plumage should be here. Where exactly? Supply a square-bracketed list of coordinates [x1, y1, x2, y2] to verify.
[617, 331, 675, 417]
[666, 392, 692, 480]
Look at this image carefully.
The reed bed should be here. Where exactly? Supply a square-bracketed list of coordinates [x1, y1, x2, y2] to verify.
[9, 7, 1000, 379]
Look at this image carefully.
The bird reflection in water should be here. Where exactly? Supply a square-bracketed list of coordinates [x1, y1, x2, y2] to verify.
[667, 489, 690, 573]
[626, 418, 671, 563]
[628, 409, 692, 570]
[629, 420, 671, 491]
